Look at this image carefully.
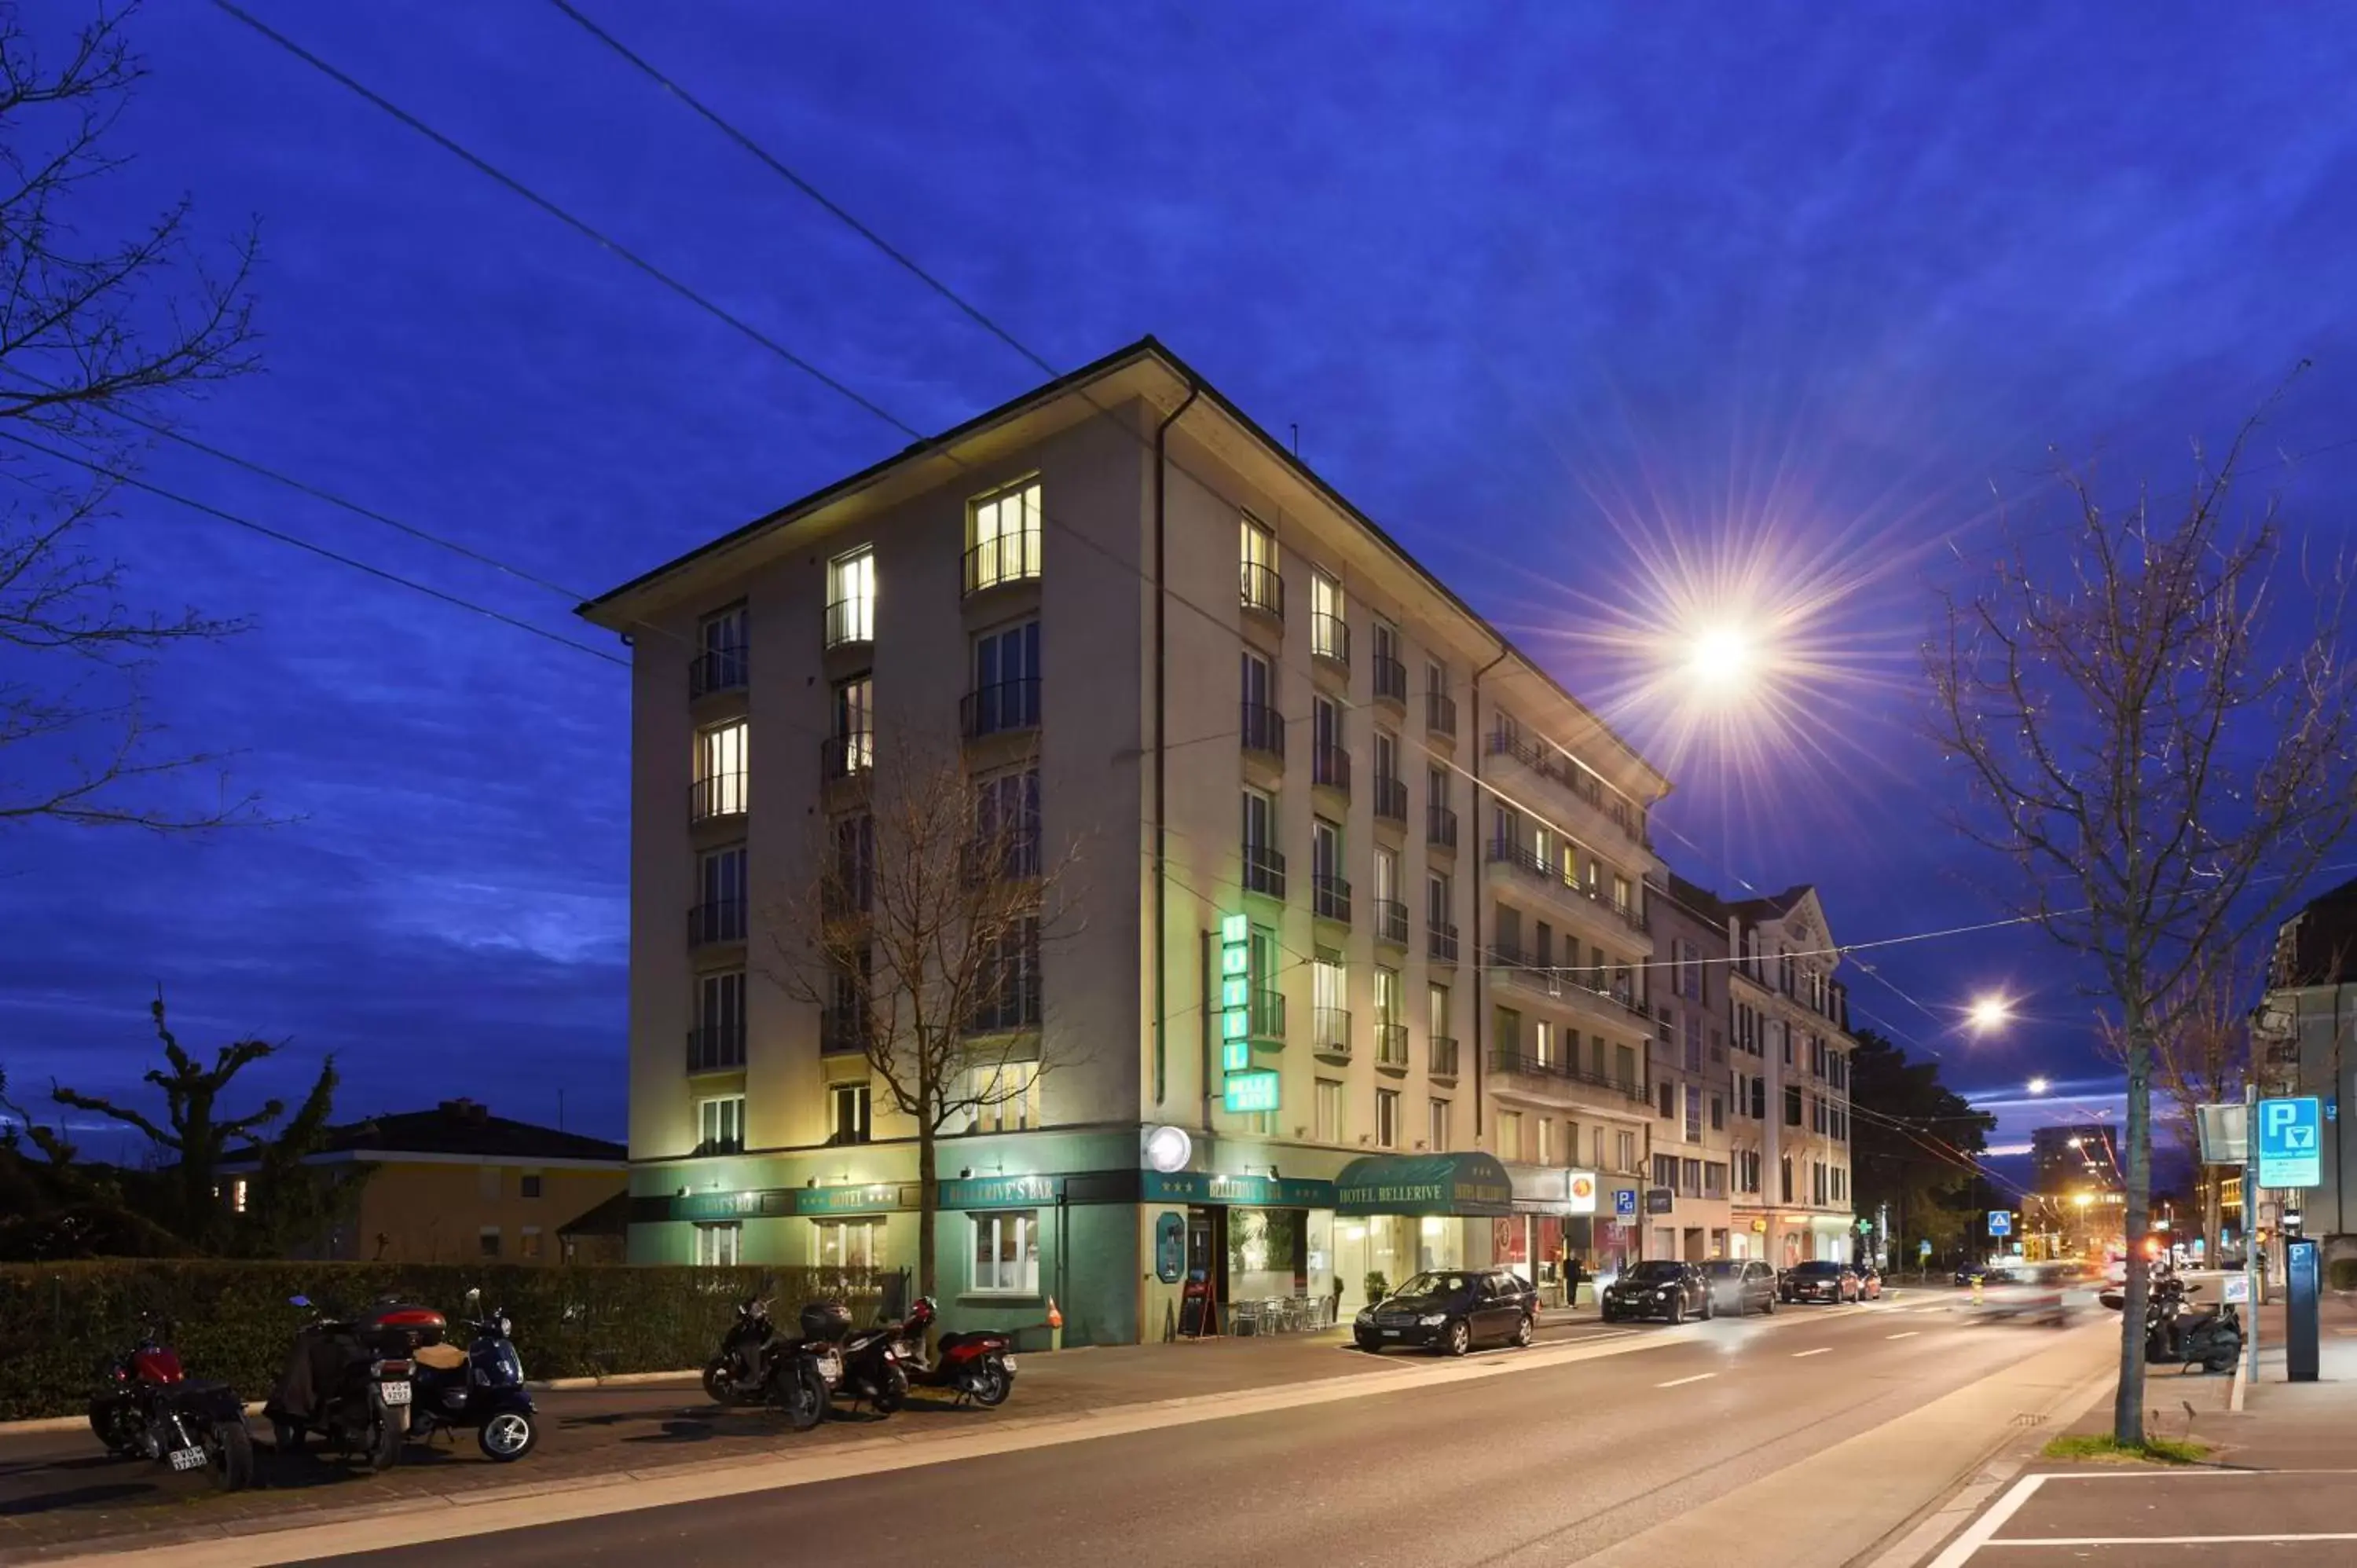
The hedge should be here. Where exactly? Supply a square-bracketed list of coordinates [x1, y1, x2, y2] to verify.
[0, 1261, 903, 1423]
[2329, 1256, 2357, 1292]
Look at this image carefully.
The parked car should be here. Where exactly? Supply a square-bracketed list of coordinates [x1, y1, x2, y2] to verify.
[1354, 1268, 1537, 1356]
[1600, 1261, 1713, 1324]
[1702, 1259, 1778, 1317]
[1780, 1261, 1862, 1304]
[1854, 1266, 1884, 1302]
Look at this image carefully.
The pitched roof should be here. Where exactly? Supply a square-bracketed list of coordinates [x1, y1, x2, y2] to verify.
[229, 1099, 625, 1167]
[1725, 885, 1814, 923]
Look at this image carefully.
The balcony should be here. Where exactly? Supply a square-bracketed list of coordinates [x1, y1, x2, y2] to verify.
[824, 595, 873, 651]
[1245, 987, 1287, 1041]
[962, 677, 1041, 739]
[689, 648, 748, 699]
[1428, 921, 1459, 963]
[687, 897, 746, 947]
[1313, 873, 1352, 925]
[963, 530, 1041, 596]
[1241, 560, 1285, 621]
[1312, 743, 1351, 797]
[819, 733, 874, 784]
[1427, 804, 1458, 853]
[967, 974, 1043, 1035]
[1373, 774, 1408, 825]
[690, 771, 748, 823]
[685, 1024, 745, 1075]
[1426, 691, 1457, 741]
[1485, 727, 1648, 850]
[1486, 1048, 1648, 1105]
[1373, 897, 1409, 947]
[820, 1006, 867, 1056]
[1312, 1006, 1351, 1061]
[1374, 1023, 1409, 1071]
[1310, 612, 1350, 670]
[1242, 843, 1287, 900]
[1372, 654, 1407, 707]
[1488, 942, 1651, 1025]
[1241, 702, 1286, 764]
[1429, 1035, 1460, 1082]
[1487, 836, 1649, 936]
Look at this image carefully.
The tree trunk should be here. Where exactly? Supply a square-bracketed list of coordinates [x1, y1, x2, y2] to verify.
[917, 1119, 938, 1306]
[2203, 1170, 2223, 1266]
[2114, 1015, 2154, 1446]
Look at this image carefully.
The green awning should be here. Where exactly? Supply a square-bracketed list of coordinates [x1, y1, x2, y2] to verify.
[1336, 1152, 1513, 1218]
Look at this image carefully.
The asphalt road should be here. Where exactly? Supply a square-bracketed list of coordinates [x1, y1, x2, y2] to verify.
[301, 1296, 2084, 1568]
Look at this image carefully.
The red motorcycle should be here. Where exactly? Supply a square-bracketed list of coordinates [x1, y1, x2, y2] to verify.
[892, 1297, 1015, 1407]
[87, 1314, 255, 1490]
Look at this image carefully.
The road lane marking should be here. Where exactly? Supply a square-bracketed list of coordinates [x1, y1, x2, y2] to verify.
[1655, 1373, 1715, 1388]
[1986, 1533, 2357, 1548]
[1886, 1331, 1919, 1340]
[1791, 1346, 1831, 1357]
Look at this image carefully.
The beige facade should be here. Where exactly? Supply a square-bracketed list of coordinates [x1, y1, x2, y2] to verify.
[1645, 877, 1738, 1259]
[583, 339, 1672, 1343]
[1723, 888, 1858, 1266]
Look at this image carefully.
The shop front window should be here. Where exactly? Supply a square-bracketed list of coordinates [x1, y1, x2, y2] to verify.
[815, 1217, 884, 1273]
[1226, 1206, 1305, 1302]
[973, 1210, 1039, 1295]
[693, 1222, 740, 1268]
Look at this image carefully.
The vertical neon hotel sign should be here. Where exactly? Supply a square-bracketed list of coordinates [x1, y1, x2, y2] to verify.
[1216, 913, 1278, 1113]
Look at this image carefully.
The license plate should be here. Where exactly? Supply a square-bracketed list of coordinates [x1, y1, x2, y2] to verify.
[999, 1355, 1017, 1371]
[1381, 1328, 1401, 1337]
[167, 1445, 207, 1472]
[379, 1381, 412, 1405]
[819, 1352, 844, 1381]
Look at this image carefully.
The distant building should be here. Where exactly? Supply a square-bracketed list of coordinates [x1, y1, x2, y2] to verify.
[2254, 874, 2357, 1255]
[2029, 1124, 2124, 1196]
[219, 1098, 626, 1264]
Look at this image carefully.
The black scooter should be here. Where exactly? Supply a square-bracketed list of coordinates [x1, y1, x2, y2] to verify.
[2101, 1277, 2242, 1373]
[405, 1288, 540, 1462]
[764, 1301, 846, 1431]
[831, 1315, 908, 1416]
[704, 1280, 782, 1407]
[266, 1294, 438, 1471]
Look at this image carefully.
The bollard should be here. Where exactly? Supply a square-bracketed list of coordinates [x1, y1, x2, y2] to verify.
[1970, 1274, 1983, 1306]
[1047, 1295, 1065, 1352]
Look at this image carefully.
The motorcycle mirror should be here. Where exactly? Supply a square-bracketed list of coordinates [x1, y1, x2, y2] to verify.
[465, 1287, 482, 1310]
[288, 1294, 311, 1308]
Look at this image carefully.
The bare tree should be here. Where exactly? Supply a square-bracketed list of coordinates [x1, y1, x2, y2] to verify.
[0, 3, 261, 831]
[768, 742, 1087, 1306]
[2098, 960, 2252, 1262]
[1927, 405, 2357, 1447]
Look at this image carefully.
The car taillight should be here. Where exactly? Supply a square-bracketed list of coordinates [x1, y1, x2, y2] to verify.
[379, 1360, 412, 1376]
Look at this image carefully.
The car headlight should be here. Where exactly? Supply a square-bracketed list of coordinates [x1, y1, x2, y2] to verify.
[1418, 1313, 1449, 1327]
[1655, 1288, 1673, 1298]
[1355, 1311, 1373, 1324]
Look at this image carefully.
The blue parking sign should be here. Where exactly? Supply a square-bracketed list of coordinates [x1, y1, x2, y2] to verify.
[2258, 1096, 2323, 1189]
[1614, 1188, 1637, 1217]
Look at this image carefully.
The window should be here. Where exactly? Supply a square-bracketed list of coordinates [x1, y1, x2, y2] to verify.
[694, 720, 749, 817]
[1310, 570, 1347, 661]
[1494, 1004, 1522, 1055]
[1428, 763, 1450, 811]
[1750, 1075, 1768, 1120]
[973, 769, 1041, 879]
[478, 1227, 501, 1258]
[1652, 1153, 1679, 1189]
[693, 970, 746, 1071]
[971, 621, 1041, 735]
[1312, 696, 1345, 787]
[1684, 1085, 1703, 1142]
[1313, 817, 1343, 884]
[1736, 1150, 1761, 1193]
[830, 676, 873, 775]
[1316, 1079, 1344, 1143]
[1658, 1082, 1674, 1119]
[1710, 1095, 1725, 1133]
[1428, 1097, 1450, 1151]
[1373, 965, 1401, 1028]
[1240, 649, 1277, 756]
[1780, 1156, 1794, 1203]
[816, 1217, 885, 1271]
[1538, 1117, 1555, 1165]
[698, 1094, 746, 1156]
[695, 603, 747, 692]
[1497, 1110, 1524, 1162]
[1427, 870, 1452, 931]
[967, 477, 1042, 590]
[827, 547, 874, 647]
[973, 1210, 1039, 1295]
[1533, 1019, 1552, 1067]
[1376, 1088, 1400, 1149]
[1373, 728, 1399, 787]
[695, 1222, 742, 1268]
[1614, 1043, 1637, 1088]
[1240, 513, 1280, 611]
[1684, 1013, 1703, 1072]
[521, 1172, 544, 1200]
[520, 1226, 544, 1259]
[971, 917, 1042, 1032]
[1373, 616, 1403, 680]
[1682, 1157, 1703, 1194]
[827, 1082, 871, 1145]
[969, 1060, 1040, 1134]
[1615, 1130, 1637, 1172]
[698, 844, 749, 938]
[1242, 787, 1274, 852]
[1784, 1084, 1803, 1127]
[1611, 874, 1632, 914]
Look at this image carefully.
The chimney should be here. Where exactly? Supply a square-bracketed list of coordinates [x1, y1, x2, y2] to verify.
[439, 1097, 489, 1125]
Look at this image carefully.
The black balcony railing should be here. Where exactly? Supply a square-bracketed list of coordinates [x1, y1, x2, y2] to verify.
[1428, 921, 1459, 963]
[1241, 560, 1285, 619]
[962, 677, 1041, 738]
[1484, 725, 1648, 847]
[824, 596, 873, 650]
[690, 772, 748, 822]
[1373, 775, 1408, 822]
[1247, 987, 1287, 1041]
[820, 733, 874, 782]
[1310, 611, 1350, 668]
[1243, 843, 1287, 899]
[1373, 897, 1408, 947]
[686, 1024, 746, 1074]
[1312, 743, 1351, 794]
[1486, 1048, 1648, 1103]
[820, 1007, 867, 1056]
[1241, 701, 1286, 763]
[1427, 804, 1458, 852]
[1374, 1023, 1409, 1069]
[1372, 654, 1407, 705]
[963, 530, 1042, 595]
[1312, 1006, 1351, 1057]
[967, 973, 1043, 1035]
[1487, 943, 1651, 1021]
[689, 648, 748, 699]
[1487, 835, 1555, 881]
[1429, 1035, 1460, 1079]
[688, 898, 746, 946]
[1427, 691, 1457, 738]
[1313, 873, 1352, 924]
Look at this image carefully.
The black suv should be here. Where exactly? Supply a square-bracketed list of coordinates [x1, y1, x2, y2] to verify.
[1354, 1268, 1538, 1356]
[1601, 1260, 1713, 1324]
[1703, 1258, 1779, 1317]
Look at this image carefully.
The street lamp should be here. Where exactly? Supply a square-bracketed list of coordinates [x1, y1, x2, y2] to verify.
[2026, 1075, 2051, 1096]
[1685, 625, 1757, 696]
[1968, 995, 2011, 1034]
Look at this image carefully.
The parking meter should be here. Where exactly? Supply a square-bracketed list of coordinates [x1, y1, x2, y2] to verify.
[2286, 1235, 2320, 1383]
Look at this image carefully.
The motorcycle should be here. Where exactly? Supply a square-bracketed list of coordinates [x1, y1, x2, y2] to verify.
[763, 1301, 847, 1432]
[265, 1293, 442, 1470]
[703, 1280, 783, 1407]
[832, 1310, 909, 1416]
[405, 1288, 540, 1462]
[893, 1296, 1016, 1408]
[2100, 1278, 2242, 1372]
[87, 1313, 255, 1491]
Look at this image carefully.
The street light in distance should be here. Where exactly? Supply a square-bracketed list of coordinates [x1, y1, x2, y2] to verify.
[2026, 1075, 2051, 1096]
[1967, 995, 2011, 1034]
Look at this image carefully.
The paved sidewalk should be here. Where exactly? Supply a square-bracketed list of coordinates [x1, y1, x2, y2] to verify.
[0, 1315, 1609, 1560]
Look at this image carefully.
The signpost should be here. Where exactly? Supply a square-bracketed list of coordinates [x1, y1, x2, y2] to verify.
[1987, 1210, 2013, 1238]
[1212, 914, 1280, 1114]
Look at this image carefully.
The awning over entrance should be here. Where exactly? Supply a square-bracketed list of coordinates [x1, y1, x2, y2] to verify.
[1336, 1152, 1513, 1218]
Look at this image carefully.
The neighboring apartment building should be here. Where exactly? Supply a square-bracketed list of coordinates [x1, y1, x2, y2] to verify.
[2254, 875, 2357, 1253]
[218, 1099, 627, 1264]
[579, 337, 1670, 1345]
[1646, 874, 1736, 1261]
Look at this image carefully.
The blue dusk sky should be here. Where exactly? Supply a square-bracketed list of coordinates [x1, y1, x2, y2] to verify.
[4, 2, 2354, 1167]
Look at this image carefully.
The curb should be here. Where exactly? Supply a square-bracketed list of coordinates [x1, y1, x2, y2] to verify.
[1, 1401, 269, 1438]
[2229, 1352, 2249, 1413]
[0, 1374, 709, 1436]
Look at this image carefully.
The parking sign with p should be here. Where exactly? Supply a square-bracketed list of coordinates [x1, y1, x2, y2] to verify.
[2258, 1095, 2323, 1190]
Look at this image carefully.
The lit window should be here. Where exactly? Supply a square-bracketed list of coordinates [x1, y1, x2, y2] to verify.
[694, 1222, 741, 1268]
[519, 1226, 544, 1260]
[828, 1083, 871, 1145]
[1428, 1097, 1450, 1152]
[698, 1094, 746, 1156]
[1240, 514, 1280, 612]
[972, 1210, 1039, 1294]
[830, 677, 873, 776]
[1497, 1110, 1523, 1162]
[231, 1178, 248, 1214]
[827, 548, 875, 647]
[969, 1060, 1041, 1134]
[1310, 572, 1347, 661]
[1376, 1089, 1400, 1149]
[967, 478, 1042, 592]
[694, 720, 749, 819]
[1316, 1079, 1344, 1143]
[816, 1217, 885, 1272]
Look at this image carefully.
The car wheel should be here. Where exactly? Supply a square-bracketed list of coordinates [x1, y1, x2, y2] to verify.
[1600, 1305, 1618, 1324]
[1444, 1319, 1472, 1357]
[1512, 1313, 1534, 1349]
[1700, 1293, 1714, 1321]
[1667, 1297, 1685, 1327]
[1764, 1295, 1776, 1314]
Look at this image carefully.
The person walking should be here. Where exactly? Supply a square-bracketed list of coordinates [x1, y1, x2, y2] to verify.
[1563, 1251, 1584, 1308]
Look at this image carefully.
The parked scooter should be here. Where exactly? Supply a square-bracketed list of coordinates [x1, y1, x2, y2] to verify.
[893, 1297, 1016, 1408]
[703, 1279, 783, 1406]
[86, 1313, 255, 1490]
[831, 1308, 909, 1416]
[763, 1301, 846, 1431]
[265, 1294, 442, 1470]
[2099, 1277, 2242, 1372]
[405, 1288, 540, 1461]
